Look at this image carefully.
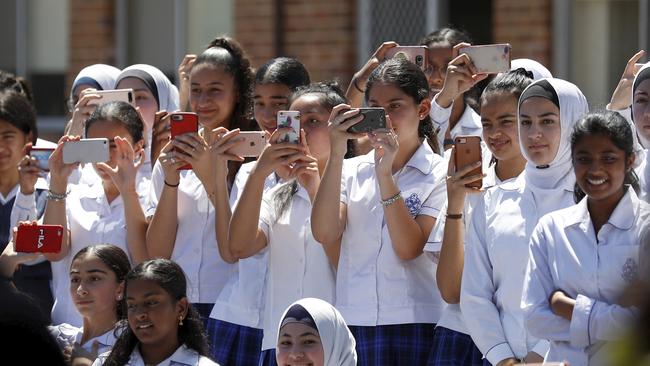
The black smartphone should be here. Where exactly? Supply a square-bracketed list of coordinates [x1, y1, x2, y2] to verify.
[347, 108, 387, 133]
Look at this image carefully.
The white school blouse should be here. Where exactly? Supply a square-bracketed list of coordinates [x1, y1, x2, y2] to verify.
[210, 161, 278, 329]
[460, 173, 574, 365]
[51, 177, 150, 327]
[147, 162, 235, 304]
[259, 182, 336, 350]
[49, 323, 118, 356]
[522, 188, 648, 366]
[93, 344, 219, 366]
[637, 149, 649, 202]
[429, 98, 482, 155]
[424, 160, 501, 335]
[337, 141, 447, 326]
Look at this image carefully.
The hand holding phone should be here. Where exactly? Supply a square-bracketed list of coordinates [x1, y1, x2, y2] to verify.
[346, 108, 387, 133]
[170, 112, 199, 170]
[277, 111, 301, 144]
[15, 223, 64, 253]
[454, 136, 482, 189]
[86, 89, 135, 107]
[457, 44, 511, 74]
[226, 131, 268, 158]
[63, 138, 110, 164]
[29, 147, 55, 171]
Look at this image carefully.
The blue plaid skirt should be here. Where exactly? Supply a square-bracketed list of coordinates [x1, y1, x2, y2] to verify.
[349, 323, 436, 366]
[205, 318, 263, 366]
[427, 326, 485, 366]
[258, 348, 277, 366]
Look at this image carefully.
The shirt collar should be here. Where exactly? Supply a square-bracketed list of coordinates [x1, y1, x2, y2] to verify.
[567, 187, 639, 231]
[404, 141, 437, 175]
[0, 184, 19, 204]
[75, 327, 118, 348]
[130, 344, 200, 366]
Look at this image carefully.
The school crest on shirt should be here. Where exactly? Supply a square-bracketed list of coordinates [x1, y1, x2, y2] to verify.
[621, 257, 638, 283]
[405, 193, 422, 217]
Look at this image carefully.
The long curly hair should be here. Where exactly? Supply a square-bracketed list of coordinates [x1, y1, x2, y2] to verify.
[101, 259, 208, 366]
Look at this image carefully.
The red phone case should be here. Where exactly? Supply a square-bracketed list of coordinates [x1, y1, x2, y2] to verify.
[15, 224, 64, 253]
[170, 112, 199, 170]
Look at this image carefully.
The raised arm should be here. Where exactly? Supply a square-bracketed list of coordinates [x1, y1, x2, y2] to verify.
[345, 42, 397, 108]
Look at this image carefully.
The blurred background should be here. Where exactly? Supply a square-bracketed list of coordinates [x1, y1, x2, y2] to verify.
[0, 0, 648, 141]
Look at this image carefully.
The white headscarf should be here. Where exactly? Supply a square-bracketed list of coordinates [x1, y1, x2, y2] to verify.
[277, 298, 356, 366]
[115, 64, 180, 112]
[518, 78, 589, 216]
[632, 62, 650, 149]
[70, 64, 121, 99]
[510, 58, 553, 81]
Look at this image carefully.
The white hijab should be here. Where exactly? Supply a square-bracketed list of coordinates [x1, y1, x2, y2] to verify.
[70, 64, 121, 99]
[510, 58, 553, 80]
[518, 78, 589, 216]
[115, 64, 180, 112]
[632, 62, 650, 149]
[277, 298, 356, 366]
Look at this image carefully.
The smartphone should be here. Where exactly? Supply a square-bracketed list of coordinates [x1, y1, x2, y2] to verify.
[458, 44, 511, 74]
[385, 46, 427, 71]
[227, 131, 268, 158]
[62, 138, 109, 164]
[170, 112, 199, 170]
[277, 111, 301, 144]
[29, 147, 55, 171]
[87, 89, 135, 107]
[347, 108, 387, 133]
[454, 136, 482, 189]
[15, 224, 64, 253]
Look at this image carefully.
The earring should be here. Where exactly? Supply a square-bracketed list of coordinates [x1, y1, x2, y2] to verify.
[179, 316, 184, 326]
[116, 294, 123, 301]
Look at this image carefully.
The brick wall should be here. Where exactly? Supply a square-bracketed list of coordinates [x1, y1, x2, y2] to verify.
[235, 0, 357, 87]
[492, 0, 553, 72]
[67, 0, 116, 93]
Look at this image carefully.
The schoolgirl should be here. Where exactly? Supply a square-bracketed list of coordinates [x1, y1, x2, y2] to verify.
[208, 57, 310, 366]
[425, 68, 533, 366]
[460, 78, 589, 365]
[311, 58, 447, 365]
[631, 63, 650, 201]
[522, 111, 649, 366]
[227, 82, 346, 365]
[94, 259, 217, 366]
[49, 244, 131, 365]
[115, 64, 180, 171]
[42, 101, 149, 326]
[276, 298, 357, 366]
[421, 28, 484, 152]
[145, 36, 254, 322]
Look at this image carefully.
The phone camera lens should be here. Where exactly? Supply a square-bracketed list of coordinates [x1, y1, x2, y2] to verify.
[415, 55, 423, 65]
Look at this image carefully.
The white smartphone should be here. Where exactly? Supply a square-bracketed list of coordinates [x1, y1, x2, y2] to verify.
[63, 138, 110, 164]
[277, 111, 301, 144]
[458, 44, 511, 74]
[87, 89, 135, 107]
[29, 147, 55, 171]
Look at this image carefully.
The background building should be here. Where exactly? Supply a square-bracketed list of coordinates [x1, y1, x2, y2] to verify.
[0, 0, 648, 139]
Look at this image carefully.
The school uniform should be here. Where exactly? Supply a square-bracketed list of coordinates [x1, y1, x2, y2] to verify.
[257, 182, 336, 366]
[51, 176, 150, 326]
[207, 161, 278, 366]
[49, 323, 118, 356]
[93, 344, 219, 366]
[638, 149, 649, 202]
[147, 161, 235, 322]
[461, 78, 589, 365]
[8, 177, 52, 321]
[336, 141, 446, 365]
[522, 188, 649, 366]
[424, 162, 502, 366]
[429, 99, 482, 154]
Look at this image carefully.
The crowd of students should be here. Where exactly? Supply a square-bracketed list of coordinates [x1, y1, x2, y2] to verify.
[0, 26, 649, 366]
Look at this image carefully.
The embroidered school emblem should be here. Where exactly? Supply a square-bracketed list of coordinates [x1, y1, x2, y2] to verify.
[405, 193, 422, 217]
[621, 257, 638, 283]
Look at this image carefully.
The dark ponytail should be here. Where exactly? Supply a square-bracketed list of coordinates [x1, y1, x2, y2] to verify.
[570, 111, 640, 203]
[102, 259, 208, 366]
[365, 58, 440, 154]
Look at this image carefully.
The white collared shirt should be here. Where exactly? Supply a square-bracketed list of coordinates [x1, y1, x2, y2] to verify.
[93, 344, 219, 366]
[51, 176, 150, 326]
[429, 98, 482, 155]
[460, 174, 574, 365]
[259, 182, 336, 350]
[522, 188, 647, 366]
[49, 323, 118, 356]
[147, 161, 235, 304]
[424, 161, 502, 335]
[210, 161, 278, 329]
[637, 149, 649, 203]
[337, 142, 447, 326]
